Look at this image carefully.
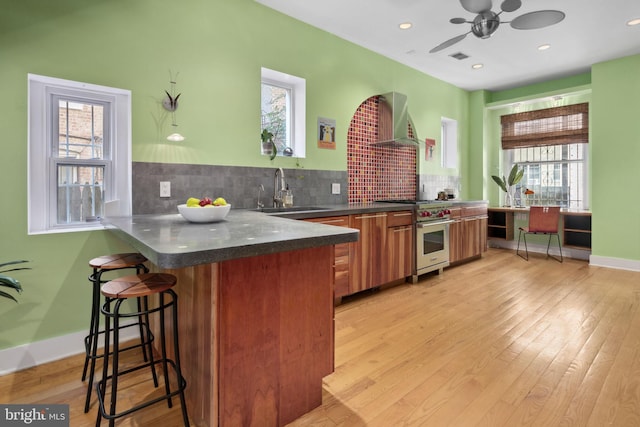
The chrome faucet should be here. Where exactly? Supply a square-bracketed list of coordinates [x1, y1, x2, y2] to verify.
[273, 168, 286, 207]
[257, 184, 264, 209]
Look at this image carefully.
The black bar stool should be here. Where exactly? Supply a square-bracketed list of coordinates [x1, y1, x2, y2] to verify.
[96, 273, 189, 426]
[82, 253, 151, 413]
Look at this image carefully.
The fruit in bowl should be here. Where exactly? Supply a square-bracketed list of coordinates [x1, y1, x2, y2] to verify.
[178, 197, 230, 223]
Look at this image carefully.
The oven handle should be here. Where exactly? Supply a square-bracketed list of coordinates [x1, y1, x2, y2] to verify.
[416, 220, 454, 228]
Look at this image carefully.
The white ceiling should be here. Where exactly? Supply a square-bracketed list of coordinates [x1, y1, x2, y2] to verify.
[256, 0, 640, 91]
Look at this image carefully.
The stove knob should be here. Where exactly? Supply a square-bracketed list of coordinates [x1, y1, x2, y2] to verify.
[425, 211, 432, 217]
[443, 209, 450, 214]
[438, 211, 444, 217]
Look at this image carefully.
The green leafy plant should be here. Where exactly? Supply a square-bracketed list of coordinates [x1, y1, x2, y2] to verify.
[491, 164, 524, 193]
[260, 129, 277, 161]
[0, 260, 30, 303]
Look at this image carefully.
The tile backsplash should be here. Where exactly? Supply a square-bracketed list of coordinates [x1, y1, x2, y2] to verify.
[347, 96, 417, 203]
[132, 162, 347, 214]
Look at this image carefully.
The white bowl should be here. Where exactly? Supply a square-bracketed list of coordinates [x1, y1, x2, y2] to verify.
[178, 204, 231, 223]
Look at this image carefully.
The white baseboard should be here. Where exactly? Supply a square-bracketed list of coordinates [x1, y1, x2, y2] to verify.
[488, 238, 589, 261]
[0, 325, 139, 376]
[589, 255, 640, 272]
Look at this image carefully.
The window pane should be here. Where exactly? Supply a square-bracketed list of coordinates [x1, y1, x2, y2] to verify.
[56, 165, 104, 223]
[511, 143, 586, 209]
[56, 100, 104, 160]
[261, 83, 290, 155]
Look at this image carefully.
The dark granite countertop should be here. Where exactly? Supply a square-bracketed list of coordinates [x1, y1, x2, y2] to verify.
[104, 210, 359, 269]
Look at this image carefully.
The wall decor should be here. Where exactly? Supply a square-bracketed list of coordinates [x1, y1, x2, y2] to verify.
[425, 138, 436, 160]
[317, 117, 336, 149]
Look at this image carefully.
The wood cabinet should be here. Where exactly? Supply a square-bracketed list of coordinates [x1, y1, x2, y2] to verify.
[385, 210, 414, 283]
[487, 209, 514, 240]
[562, 212, 592, 249]
[450, 205, 488, 264]
[349, 212, 387, 294]
[305, 216, 351, 298]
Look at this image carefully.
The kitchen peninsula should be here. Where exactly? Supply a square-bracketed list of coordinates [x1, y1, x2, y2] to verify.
[104, 210, 359, 426]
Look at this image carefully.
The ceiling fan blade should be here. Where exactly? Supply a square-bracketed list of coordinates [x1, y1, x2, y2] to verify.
[429, 33, 468, 53]
[450, 17, 468, 24]
[510, 10, 565, 30]
[459, 0, 492, 14]
[500, 0, 521, 13]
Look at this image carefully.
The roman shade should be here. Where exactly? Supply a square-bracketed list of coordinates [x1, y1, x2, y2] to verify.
[501, 103, 589, 149]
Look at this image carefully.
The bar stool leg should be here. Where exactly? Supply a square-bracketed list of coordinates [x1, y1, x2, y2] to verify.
[170, 290, 190, 426]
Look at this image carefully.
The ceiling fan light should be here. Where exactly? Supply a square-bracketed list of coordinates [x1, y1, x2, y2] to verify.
[472, 11, 500, 38]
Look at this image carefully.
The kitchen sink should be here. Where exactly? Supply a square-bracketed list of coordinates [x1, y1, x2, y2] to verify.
[255, 206, 329, 213]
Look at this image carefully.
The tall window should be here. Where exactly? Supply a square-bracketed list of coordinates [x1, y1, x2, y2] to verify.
[28, 74, 131, 234]
[501, 103, 589, 209]
[260, 67, 306, 158]
[441, 117, 458, 169]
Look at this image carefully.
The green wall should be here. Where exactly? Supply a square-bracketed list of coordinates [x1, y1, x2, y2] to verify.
[591, 55, 640, 260]
[0, 0, 469, 350]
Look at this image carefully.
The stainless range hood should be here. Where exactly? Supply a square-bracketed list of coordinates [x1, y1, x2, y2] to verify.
[374, 92, 419, 146]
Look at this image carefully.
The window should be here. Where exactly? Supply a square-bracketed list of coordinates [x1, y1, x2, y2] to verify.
[260, 67, 305, 158]
[501, 103, 589, 209]
[28, 74, 131, 234]
[509, 144, 587, 208]
[441, 117, 458, 169]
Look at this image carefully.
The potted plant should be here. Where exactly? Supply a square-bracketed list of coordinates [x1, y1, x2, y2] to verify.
[492, 165, 524, 207]
[261, 129, 278, 161]
[0, 260, 29, 303]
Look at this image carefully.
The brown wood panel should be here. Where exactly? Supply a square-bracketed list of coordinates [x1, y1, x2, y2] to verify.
[218, 246, 333, 426]
[386, 210, 413, 227]
[156, 263, 218, 427]
[349, 213, 387, 293]
[386, 225, 413, 282]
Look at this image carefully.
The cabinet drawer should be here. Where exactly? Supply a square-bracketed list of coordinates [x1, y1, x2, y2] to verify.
[335, 242, 349, 258]
[449, 208, 462, 219]
[387, 210, 413, 227]
[305, 215, 349, 226]
[462, 206, 487, 217]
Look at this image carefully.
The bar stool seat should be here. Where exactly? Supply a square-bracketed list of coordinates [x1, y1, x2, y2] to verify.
[83, 253, 151, 413]
[96, 273, 189, 426]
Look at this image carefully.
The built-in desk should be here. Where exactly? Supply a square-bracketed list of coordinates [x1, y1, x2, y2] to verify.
[104, 211, 359, 426]
[487, 207, 592, 251]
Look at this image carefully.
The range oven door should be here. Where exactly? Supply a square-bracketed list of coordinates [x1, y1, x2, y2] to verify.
[416, 220, 452, 275]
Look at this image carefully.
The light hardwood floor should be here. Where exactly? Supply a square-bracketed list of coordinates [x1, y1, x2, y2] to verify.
[2, 248, 640, 426]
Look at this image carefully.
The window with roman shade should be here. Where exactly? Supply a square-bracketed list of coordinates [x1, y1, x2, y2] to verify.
[501, 102, 589, 149]
[500, 102, 589, 209]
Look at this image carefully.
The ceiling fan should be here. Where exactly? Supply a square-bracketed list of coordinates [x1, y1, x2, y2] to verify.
[429, 0, 565, 53]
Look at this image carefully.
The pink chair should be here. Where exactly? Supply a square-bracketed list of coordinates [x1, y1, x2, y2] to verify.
[517, 206, 563, 262]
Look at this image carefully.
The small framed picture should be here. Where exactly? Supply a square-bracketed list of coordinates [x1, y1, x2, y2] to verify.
[317, 117, 336, 150]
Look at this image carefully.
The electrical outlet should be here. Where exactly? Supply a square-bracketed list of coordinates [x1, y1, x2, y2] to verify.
[331, 183, 340, 195]
[160, 181, 171, 198]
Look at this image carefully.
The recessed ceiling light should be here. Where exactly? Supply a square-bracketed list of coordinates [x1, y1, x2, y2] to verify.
[399, 22, 412, 30]
[627, 18, 640, 26]
[472, 63, 483, 69]
[538, 44, 551, 51]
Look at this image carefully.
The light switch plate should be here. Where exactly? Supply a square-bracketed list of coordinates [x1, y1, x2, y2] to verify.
[160, 181, 171, 198]
[331, 183, 340, 194]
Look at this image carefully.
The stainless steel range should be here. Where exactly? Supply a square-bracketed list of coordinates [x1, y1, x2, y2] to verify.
[379, 200, 453, 281]
[415, 201, 453, 278]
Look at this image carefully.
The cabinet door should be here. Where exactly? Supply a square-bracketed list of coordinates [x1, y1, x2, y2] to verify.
[462, 217, 481, 258]
[449, 218, 463, 263]
[305, 216, 350, 298]
[386, 225, 413, 282]
[349, 213, 387, 293]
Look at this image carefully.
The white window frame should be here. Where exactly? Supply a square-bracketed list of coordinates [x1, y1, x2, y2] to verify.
[441, 117, 458, 169]
[260, 67, 306, 158]
[28, 74, 131, 234]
